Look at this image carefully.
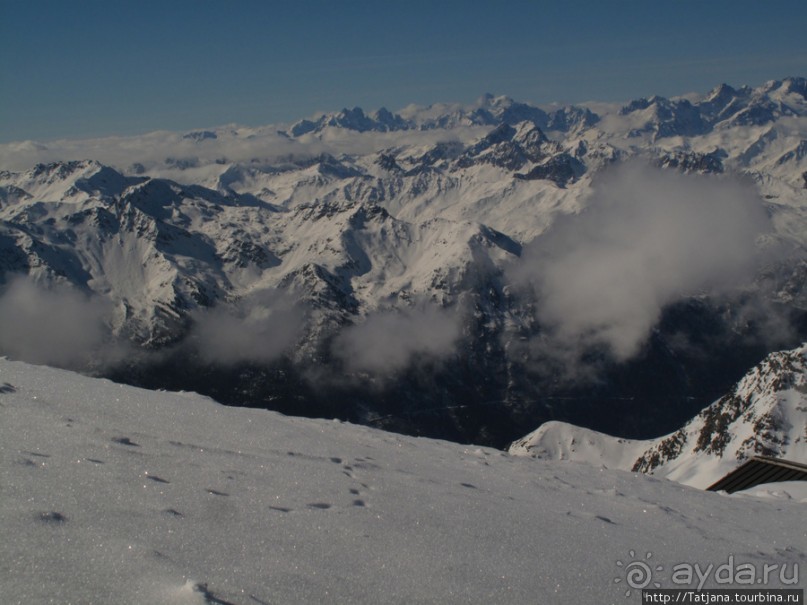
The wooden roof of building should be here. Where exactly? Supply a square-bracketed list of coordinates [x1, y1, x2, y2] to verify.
[706, 456, 807, 494]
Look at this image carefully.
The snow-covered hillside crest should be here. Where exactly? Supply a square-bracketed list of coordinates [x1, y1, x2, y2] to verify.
[510, 343, 807, 489]
[507, 421, 652, 470]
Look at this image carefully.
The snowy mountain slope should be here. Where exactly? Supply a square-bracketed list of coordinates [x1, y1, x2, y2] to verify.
[4, 79, 806, 247]
[0, 159, 522, 346]
[510, 344, 807, 489]
[508, 421, 653, 470]
[178, 76, 806, 254]
[632, 343, 807, 487]
[1, 359, 804, 605]
[0, 161, 269, 345]
[1, 77, 807, 446]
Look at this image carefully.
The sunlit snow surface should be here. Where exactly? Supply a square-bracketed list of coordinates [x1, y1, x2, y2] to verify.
[1, 359, 804, 604]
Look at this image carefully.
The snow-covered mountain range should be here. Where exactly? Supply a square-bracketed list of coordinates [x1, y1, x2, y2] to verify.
[1, 77, 807, 446]
[510, 343, 807, 488]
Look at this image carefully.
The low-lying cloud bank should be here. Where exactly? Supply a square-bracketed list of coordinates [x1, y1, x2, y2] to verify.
[508, 162, 775, 367]
[0, 124, 487, 178]
[332, 303, 464, 376]
[0, 276, 115, 369]
[0, 277, 306, 370]
[0, 274, 464, 378]
[188, 290, 305, 365]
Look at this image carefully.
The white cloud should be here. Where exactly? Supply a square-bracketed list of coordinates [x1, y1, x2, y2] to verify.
[188, 290, 304, 365]
[0, 276, 113, 368]
[0, 123, 488, 178]
[508, 161, 772, 363]
[332, 304, 463, 376]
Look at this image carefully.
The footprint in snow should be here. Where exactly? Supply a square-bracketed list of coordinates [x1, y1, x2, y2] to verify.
[112, 436, 140, 447]
[25, 451, 51, 458]
[352, 459, 382, 472]
[17, 451, 51, 467]
[192, 583, 237, 605]
[38, 511, 68, 524]
[566, 510, 618, 525]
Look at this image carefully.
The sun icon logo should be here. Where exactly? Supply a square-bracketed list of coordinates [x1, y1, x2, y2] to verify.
[614, 550, 663, 597]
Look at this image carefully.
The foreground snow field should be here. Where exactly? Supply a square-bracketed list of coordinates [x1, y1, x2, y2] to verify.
[1, 359, 804, 604]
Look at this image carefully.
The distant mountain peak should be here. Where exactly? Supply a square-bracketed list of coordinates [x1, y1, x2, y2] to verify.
[29, 159, 103, 178]
[182, 130, 218, 142]
[706, 82, 737, 101]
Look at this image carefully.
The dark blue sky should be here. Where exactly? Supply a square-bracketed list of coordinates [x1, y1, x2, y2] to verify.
[1, 0, 805, 142]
